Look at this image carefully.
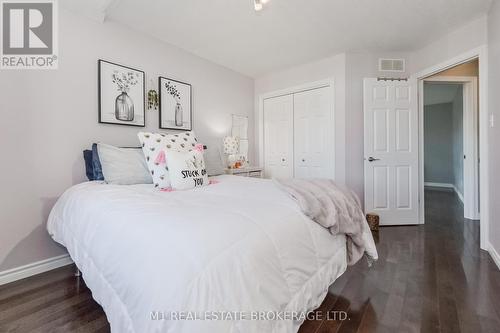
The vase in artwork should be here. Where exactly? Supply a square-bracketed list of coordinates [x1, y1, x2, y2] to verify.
[175, 102, 183, 127]
[115, 92, 134, 121]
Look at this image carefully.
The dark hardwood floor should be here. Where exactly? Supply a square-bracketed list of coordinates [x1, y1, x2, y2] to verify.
[299, 189, 500, 333]
[1, 189, 499, 332]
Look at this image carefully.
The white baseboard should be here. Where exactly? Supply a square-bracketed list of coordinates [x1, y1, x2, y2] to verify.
[424, 182, 464, 204]
[424, 182, 454, 189]
[0, 254, 73, 286]
[488, 243, 500, 271]
[453, 185, 464, 204]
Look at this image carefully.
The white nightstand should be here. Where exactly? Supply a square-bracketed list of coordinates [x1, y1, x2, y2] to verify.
[224, 166, 263, 178]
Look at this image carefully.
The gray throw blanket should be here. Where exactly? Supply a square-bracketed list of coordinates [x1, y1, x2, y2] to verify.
[274, 178, 378, 266]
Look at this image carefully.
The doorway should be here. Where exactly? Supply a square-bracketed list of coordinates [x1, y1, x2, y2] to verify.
[421, 59, 480, 222]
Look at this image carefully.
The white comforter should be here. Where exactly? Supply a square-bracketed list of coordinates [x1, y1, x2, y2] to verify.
[48, 176, 348, 333]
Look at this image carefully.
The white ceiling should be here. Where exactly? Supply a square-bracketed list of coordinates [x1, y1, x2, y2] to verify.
[62, 0, 492, 78]
[424, 83, 461, 106]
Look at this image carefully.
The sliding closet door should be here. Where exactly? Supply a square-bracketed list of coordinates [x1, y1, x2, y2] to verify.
[293, 87, 334, 179]
[263, 94, 294, 179]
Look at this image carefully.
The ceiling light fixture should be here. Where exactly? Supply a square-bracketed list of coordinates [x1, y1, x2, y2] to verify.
[254, 0, 263, 11]
[254, 0, 269, 12]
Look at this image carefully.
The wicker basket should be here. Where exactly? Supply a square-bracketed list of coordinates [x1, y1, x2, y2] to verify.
[366, 213, 379, 232]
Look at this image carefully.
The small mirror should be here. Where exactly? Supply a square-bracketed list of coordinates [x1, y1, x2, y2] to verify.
[231, 115, 249, 166]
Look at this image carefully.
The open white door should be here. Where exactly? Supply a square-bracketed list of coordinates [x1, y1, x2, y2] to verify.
[363, 78, 419, 225]
[462, 78, 480, 220]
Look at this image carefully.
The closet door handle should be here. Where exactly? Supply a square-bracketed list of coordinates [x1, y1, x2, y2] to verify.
[367, 157, 380, 162]
[281, 158, 286, 162]
[301, 158, 306, 162]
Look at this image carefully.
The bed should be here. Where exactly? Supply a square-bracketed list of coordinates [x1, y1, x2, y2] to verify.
[48, 175, 349, 333]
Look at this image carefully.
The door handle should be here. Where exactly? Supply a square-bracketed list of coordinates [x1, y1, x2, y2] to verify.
[367, 157, 380, 162]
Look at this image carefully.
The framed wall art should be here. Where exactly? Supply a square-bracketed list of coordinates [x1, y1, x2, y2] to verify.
[159, 76, 192, 130]
[98, 60, 145, 127]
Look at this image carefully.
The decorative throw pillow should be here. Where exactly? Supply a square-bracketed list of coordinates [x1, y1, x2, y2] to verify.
[137, 131, 198, 189]
[83, 150, 94, 181]
[97, 143, 153, 185]
[159, 144, 208, 190]
[91, 143, 105, 181]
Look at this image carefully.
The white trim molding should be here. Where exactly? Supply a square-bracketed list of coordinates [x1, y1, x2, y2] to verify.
[414, 45, 489, 250]
[424, 182, 454, 189]
[0, 254, 73, 286]
[488, 243, 500, 271]
[423, 75, 479, 220]
[454, 186, 464, 204]
[424, 182, 464, 204]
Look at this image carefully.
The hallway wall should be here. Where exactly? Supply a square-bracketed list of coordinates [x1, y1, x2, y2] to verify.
[424, 81, 464, 198]
[424, 103, 454, 185]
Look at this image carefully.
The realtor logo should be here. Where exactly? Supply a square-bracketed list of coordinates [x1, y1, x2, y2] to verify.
[1, 0, 58, 69]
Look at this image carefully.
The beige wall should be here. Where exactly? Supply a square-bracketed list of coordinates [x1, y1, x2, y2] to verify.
[430, 59, 479, 77]
[0, 9, 255, 271]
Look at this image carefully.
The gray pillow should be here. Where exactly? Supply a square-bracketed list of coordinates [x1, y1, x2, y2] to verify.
[97, 143, 153, 185]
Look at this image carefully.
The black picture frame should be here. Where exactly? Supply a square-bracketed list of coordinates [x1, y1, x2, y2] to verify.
[158, 76, 192, 131]
[98, 59, 146, 127]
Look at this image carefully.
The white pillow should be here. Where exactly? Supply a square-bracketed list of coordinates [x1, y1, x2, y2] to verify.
[165, 145, 209, 190]
[97, 143, 152, 185]
[137, 131, 198, 189]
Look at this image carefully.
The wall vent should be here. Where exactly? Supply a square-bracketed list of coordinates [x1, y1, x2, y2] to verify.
[379, 58, 405, 72]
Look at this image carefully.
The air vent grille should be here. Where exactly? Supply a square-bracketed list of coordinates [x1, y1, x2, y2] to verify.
[379, 58, 405, 72]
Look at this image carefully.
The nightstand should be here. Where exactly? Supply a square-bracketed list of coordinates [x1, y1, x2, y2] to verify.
[224, 166, 264, 178]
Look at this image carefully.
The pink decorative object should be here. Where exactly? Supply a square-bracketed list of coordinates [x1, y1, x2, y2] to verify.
[209, 179, 220, 185]
[160, 187, 174, 192]
[194, 143, 204, 152]
[155, 150, 167, 165]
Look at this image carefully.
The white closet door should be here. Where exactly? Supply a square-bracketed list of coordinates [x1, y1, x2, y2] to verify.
[293, 87, 334, 179]
[263, 94, 294, 179]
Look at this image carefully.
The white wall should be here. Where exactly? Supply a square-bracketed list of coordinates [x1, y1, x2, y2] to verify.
[487, 0, 500, 261]
[343, 12, 487, 183]
[254, 53, 347, 185]
[410, 15, 488, 74]
[254, 52, 412, 202]
[344, 52, 412, 201]
[254, 14, 487, 205]
[1, 4, 495, 275]
[0, 9, 254, 271]
[255, 53, 409, 201]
